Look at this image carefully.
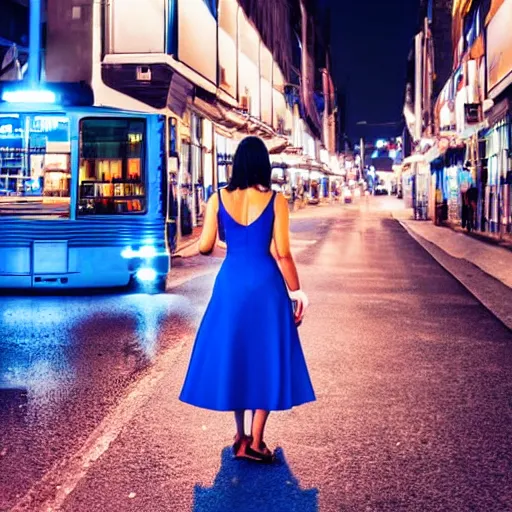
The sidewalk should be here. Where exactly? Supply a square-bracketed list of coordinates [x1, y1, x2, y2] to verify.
[391, 203, 512, 330]
[392, 208, 512, 289]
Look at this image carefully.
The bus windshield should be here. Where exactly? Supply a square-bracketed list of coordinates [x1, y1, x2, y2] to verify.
[78, 118, 146, 215]
[0, 113, 71, 218]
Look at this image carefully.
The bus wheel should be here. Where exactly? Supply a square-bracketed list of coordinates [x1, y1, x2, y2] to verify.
[154, 275, 168, 294]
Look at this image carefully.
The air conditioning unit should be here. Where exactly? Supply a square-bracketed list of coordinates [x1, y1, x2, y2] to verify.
[136, 65, 151, 81]
[239, 95, 251, 113]
[464, 103, 482, 124]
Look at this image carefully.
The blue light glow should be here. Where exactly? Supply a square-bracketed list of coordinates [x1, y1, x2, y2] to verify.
[139, 245, 157, 258]
[2, 90, 56, 104]
[121, 247, 136, 259]
[136, 268, 157, 282]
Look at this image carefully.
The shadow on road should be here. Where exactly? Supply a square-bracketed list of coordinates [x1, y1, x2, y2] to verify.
[193, 447, 318, 512]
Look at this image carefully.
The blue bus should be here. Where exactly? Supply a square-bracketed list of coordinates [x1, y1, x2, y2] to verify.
[0, 104, 172, 290]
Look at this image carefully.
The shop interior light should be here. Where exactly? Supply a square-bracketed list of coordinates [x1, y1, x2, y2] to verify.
[2, 90, 56, 104]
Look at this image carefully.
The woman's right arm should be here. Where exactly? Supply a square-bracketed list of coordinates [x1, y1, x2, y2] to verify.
[271, 193, 300, 292]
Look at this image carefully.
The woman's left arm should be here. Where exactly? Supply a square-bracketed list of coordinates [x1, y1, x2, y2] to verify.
[198, 194, 219, 255]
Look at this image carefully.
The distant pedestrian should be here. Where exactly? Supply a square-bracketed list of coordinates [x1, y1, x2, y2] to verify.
[180, 136, 315, 464]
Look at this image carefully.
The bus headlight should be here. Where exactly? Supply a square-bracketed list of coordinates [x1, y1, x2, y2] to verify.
[122, 245, 157, 259]
[135, 268, 157, 282]
[121, 247, 136, 259]
[139, 245, 157, 258]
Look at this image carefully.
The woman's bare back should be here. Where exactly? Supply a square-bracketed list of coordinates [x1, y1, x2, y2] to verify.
[219, 187, 274, 227]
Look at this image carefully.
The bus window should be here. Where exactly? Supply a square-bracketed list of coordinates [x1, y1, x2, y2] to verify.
[0, 114, 71, 218]
[78, 118, 146, 215]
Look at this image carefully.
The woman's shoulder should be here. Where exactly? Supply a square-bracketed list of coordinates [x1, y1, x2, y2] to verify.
[206, 191, 220, 209]
[273, 191, 288, 206]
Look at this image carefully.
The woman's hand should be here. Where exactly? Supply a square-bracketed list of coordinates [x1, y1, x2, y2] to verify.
[289, 290, 309, 324]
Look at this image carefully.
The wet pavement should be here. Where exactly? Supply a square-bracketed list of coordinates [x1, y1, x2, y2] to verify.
[1, 197, 512, 512]
[0, 292, 197, 510]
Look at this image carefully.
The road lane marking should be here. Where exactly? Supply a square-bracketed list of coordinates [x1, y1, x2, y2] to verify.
[11, 336, 189, 512]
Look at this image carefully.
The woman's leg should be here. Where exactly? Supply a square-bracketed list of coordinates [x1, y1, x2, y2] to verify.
[233, 410, 248, 457]
[250, 409, 270, 451]
[234, 410, 246, 439]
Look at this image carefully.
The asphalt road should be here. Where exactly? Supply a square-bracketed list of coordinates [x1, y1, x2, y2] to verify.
[1, 197, 511, 512]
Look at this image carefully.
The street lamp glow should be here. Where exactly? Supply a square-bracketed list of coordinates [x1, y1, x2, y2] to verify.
[2, 90, 56, 104]
[376, 139, 386, 149]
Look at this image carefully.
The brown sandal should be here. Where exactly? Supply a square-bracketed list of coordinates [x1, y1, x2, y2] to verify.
[243, 444, 275, 464]
[246, 437, 272, 456]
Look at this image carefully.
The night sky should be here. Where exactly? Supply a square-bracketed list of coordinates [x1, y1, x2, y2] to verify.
[327, 0, 421, 142]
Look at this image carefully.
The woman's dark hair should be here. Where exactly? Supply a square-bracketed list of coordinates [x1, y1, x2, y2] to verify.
[227, 136, 272, 191]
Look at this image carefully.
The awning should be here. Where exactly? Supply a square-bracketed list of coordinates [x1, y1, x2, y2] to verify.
[402, 154, 426, 165]
[423, 145, 443, 163]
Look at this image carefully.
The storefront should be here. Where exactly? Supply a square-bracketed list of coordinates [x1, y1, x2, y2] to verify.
[483, 0, 512, 236]
[175, 112, 212, 239]
[215, 132, 235, 189]
[482, 107, 511, 234]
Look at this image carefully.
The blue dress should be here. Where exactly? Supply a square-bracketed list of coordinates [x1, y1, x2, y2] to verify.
[179, 191, 315, 411]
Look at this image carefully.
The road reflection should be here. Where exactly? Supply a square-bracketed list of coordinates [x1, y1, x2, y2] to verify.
[0, 292, 193, 417]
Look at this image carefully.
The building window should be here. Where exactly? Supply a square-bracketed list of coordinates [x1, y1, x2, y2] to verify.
[168, 117, 178, 156]
[78, 118, 146, 215]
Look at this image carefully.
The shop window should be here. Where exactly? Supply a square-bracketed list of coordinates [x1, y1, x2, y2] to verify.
[78, 118, 146, 215]
[168, 117, 178, 156]
[0, 114, 71, 218]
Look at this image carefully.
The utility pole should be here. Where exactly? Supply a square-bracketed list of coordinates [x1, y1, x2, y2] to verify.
[360, 137, 365, 181]
[29, 0, 42, 87]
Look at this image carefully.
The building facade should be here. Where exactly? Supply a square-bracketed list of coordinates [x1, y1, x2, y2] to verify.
[0, 0, 341, 252]
[402, 0, 512, 241]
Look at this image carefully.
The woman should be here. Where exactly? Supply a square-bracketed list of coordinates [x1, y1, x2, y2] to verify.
[179, 136, 315, 464]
